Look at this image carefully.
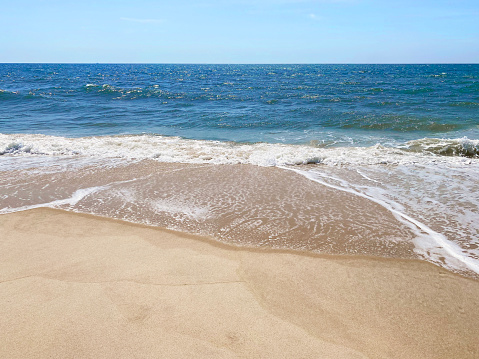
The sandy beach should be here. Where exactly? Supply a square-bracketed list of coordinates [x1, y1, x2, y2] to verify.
[0, 208, 478, 358]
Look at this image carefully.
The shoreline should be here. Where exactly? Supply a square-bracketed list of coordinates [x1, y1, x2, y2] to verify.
[1, 208, 478, 358]
[2, 157, 478, 277]
[19, 207, 478, 280]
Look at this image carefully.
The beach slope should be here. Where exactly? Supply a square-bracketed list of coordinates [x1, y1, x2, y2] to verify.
[1, 208, 478, 358]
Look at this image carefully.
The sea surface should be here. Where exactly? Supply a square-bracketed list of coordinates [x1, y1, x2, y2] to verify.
[1, 64, 479, 277]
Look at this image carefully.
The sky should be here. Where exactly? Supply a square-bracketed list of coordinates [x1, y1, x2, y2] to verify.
[1, 0, 478, 63]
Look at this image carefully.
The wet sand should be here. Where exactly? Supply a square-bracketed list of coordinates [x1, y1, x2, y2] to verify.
[0, 160, 419, 259]
[1, 208, 478, 358]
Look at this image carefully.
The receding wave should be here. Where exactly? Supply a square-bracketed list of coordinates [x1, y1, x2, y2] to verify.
[1, 133, 477, 166]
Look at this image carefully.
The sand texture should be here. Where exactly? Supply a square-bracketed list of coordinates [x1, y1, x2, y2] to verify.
[1, 208, 478, 358]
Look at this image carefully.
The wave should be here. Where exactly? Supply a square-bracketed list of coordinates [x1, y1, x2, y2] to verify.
[403, 137, 479, 158]
[1, 133, 477, 166]
[0, 88, 61, 101]
[0, 89, 20, 98]
[84, 84, 143, 98]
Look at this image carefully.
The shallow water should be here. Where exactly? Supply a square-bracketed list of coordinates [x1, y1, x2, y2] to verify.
[1, 154, 478, 277]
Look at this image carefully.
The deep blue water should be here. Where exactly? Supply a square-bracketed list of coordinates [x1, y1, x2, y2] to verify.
[1, 64, 478, 146]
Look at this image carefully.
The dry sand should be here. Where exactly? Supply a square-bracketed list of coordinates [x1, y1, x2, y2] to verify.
[1, 208, 478, 358]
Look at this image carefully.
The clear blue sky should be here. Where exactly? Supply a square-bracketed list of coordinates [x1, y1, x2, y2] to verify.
[1, 0, 478, 63]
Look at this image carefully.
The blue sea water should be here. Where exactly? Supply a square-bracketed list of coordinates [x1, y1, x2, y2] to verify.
[1, 63, 478, 148]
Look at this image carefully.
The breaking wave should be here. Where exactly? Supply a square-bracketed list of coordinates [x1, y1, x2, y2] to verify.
[1, 133, 477, 167]
[403, 137, 479, 158]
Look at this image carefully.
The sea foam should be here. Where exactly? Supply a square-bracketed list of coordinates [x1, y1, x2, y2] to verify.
[282, 166, 479, 276]
[1, 133, 477, 168]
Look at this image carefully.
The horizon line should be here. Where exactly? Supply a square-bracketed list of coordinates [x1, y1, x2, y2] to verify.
[1, 62, 479, 65]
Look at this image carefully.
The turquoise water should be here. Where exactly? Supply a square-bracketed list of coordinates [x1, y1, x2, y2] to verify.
[1, 64, 478, 150]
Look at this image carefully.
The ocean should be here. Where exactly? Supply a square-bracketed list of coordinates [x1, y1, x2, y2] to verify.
[1, 63, 478, 277]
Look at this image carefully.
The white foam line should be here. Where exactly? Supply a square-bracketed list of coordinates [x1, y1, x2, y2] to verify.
[356, 169, 380, 183]
[0, 176, 149, 215]
[279, 165, 479, 275]
[0, 186, 105, 215]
